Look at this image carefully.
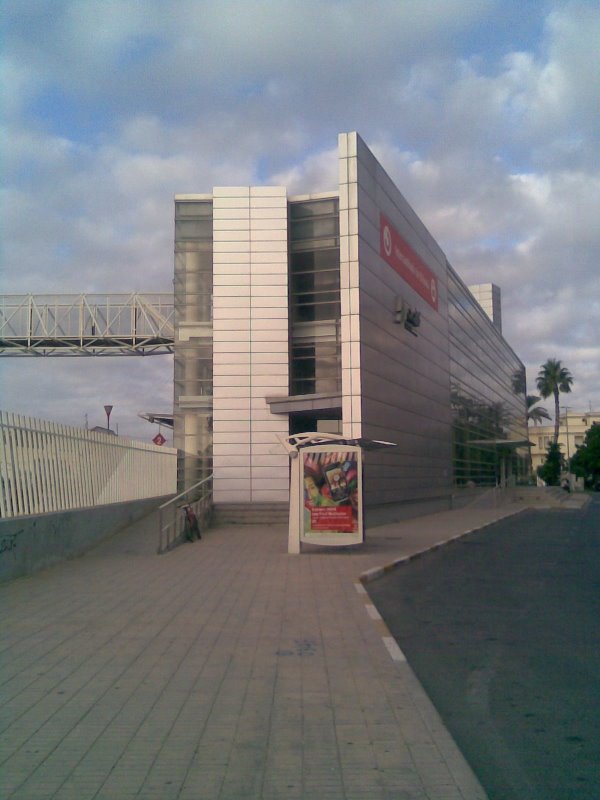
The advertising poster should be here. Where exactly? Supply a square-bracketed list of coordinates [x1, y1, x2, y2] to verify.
[301, 445, 363, 545]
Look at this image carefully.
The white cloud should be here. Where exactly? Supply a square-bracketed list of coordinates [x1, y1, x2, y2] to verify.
[2, 0, 599, 435]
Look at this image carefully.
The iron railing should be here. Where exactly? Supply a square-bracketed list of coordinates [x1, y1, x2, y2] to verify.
[157, 474, 213, 554]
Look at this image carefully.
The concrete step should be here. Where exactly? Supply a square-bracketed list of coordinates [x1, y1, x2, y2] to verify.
[211, 502, 289, 526]
[513, 486, 586, 507]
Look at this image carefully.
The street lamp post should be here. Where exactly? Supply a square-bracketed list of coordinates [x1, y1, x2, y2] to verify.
[563, 406, 571, 462]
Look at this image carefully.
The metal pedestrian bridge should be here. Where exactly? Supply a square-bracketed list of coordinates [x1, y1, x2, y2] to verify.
[0, 293, 174, 356]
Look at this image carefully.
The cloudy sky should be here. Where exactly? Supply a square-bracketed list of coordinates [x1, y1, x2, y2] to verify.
[1, 0, 599, 441]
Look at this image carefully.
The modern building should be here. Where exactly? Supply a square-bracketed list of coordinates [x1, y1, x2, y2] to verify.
[530, 410, 600, 472]
[173, 132, 528, 519]
[467, 283, 502, 333]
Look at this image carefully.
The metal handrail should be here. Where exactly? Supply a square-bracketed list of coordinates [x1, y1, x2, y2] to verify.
[157, 473, 213, 554]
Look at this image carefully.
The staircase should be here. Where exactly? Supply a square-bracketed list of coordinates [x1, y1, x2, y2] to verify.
[513, 486, 590, 509]
[211, 503, 289, 526]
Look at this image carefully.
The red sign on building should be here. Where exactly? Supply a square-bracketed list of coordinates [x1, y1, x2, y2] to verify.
[153, 433, 166, 446]
[380, 213, 439, 311]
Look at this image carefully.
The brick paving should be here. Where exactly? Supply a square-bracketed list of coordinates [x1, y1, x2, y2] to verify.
[1, 504, 527, 799]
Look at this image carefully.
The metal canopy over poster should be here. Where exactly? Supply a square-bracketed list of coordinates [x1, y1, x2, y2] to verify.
[279, 433, 396, 554]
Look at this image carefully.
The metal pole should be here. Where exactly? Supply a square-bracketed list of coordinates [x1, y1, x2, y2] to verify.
[104, 404, 113, 432]
[563, 406, 571, 462]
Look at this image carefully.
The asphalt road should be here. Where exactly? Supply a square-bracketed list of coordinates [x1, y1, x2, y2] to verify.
[367, 498, 600, 800]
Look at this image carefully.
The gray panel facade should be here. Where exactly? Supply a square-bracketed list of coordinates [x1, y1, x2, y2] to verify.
[345, 133, 453, 507]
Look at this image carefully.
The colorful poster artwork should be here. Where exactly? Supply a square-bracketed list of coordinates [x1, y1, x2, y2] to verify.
[302, 449, 360, 535]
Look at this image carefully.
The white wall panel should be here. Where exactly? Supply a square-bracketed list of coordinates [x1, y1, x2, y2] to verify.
[212, 199, 250, 210]
[213, 219, 251, 230]
[214, 489, 251, 503]
[214, 454, 252, 468]
[251, 488, 290, 502]
[251, 283, 288, 295]
[250, 207, 288, 218]
[212, 295, 250, 309]
[251, 442, 284, 455]
[213, 374, 252, 387]
[213, 268, 250, 286]
[213, 241, 252, 252]
[212, 313, 252, 325]
[250, 217, 287, 229]
[212, 187, 290, 504]
[213, 431, 251, 444]
[213, 444, 251, 459]
[213, 339, 251, 353]
[213, 389, 251, 402]
[212, 208, 249, 220]
[250, 379, 288, 393]
[250, 241, 288, 252]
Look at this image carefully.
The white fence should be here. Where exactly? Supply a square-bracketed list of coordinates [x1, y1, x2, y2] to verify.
[0, 411, 177, 518]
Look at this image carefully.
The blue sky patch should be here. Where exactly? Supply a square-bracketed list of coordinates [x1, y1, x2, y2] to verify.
[27, 86, 113, 144]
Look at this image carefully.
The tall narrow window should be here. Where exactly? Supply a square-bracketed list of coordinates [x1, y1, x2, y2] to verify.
[289, 198, 341, 396]
[173, 200, 213, 490]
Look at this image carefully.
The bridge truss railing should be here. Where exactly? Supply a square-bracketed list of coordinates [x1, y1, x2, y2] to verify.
[0, 293, 175, 356]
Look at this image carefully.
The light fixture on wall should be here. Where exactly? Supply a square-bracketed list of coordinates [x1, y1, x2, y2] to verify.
[394, 297, 421, 336]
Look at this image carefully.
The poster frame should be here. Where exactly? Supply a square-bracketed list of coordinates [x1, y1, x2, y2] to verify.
[299, 443, 363, 547]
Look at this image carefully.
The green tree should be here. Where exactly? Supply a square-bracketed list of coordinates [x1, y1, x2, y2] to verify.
[537, 441, 564, 486]
[536, 359, 574, 443]
[526, 394, 551, 425]
[570, 423, 600, 487]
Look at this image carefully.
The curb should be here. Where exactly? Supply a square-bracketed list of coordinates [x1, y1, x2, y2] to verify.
[356, 505, 530, 666]
[351, 506, 531, 800]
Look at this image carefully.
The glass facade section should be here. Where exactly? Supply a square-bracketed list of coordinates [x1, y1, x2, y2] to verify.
[289, 199, 341, 396]
[448, 267, 528, 486]
[174, 200, 213, 490]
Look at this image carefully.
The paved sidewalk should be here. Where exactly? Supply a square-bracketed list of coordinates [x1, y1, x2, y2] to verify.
[1, 503, 527, 799]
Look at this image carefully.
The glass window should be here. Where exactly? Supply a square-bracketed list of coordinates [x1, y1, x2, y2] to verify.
[174, 200, 214, 492]
[289, 198, 341, 396]
[290, 217, 339, 241]
[175, 219, 213, 240]
[176, 202, 213, 218]
[449, 267, 528, 486]
[290, 199, 338, 218]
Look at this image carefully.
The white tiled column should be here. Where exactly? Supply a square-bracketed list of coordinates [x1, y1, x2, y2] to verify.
[212, 187, 290, 504]
[213, 188, 252, 503]
[248, 187, 289, 502]
[339, 132, 362, 438]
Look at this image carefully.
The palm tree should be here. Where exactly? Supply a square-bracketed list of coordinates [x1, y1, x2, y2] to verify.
[526, 394, 551, 425]
[536, 359, 574, 443]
